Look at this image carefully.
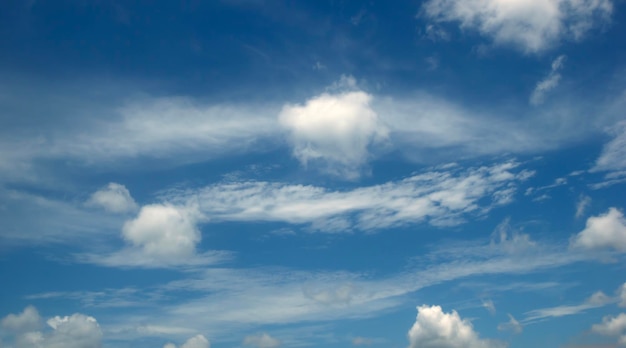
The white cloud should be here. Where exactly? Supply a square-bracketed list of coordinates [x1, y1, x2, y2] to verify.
[163, 161, 530, 232]
[593, 121, 626, 174]
[497, 314, 522, 334]
[576, 195, 592, 218]
[1, 307, 102, 348]
[422, 0, 613, 53]
[530, 55, 566, 105]
[81, 203, 230, 268]
[352, 336, 374, 345]
[163, 335, 210, 348]
[87, 182, 138, 214]
[571, 207, 626, 252]
[407, 305, 505, 348]
[592, 313, 626, 338]
[243, 333, 281, 347]
[482, 299, 496, 315]
[524, 291, 613, 323]
[619, 283, 626, 308]
[279, 79, 387, 179]
[1, 306, 41, 332]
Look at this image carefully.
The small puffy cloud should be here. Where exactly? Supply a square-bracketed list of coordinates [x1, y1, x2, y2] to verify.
[122, 204, 201, 259]
[279, 77, 387, 179]
[1, 306, 41, 333]
[243, 333, 281, 348]
[407, 305, 505, 348]
[571, 208, 626, 252]
[422, 0, 613, 53]
[163, 335, 210, 348]
[87, 183, 138, 214]
[497, 314, 522, 334]
[530, 55, 566, 105]
[593, 121, 626, 174]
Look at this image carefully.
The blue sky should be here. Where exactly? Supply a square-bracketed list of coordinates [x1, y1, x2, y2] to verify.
[1, 0, 626, 347]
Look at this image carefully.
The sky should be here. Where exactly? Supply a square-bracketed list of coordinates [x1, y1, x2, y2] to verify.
[1, 0, 626, 347]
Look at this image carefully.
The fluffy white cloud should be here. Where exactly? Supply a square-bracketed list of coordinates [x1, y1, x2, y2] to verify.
[407, 305, 505, 348]
[592, 313, 626, 338]
[163, 335, 210, 348]
[122, 204, 201, 259]
[87, 183, 138, 214]
[571, 207, 626, 252]
[422, 0, 613, 53]
[1, 308, 102, 348]
[164, 161, 530, 232]
[497, 314, 522, 334]
[1, 306, 40, 332]
[530, 55, 566, 105]
[279, 79, 387, 179]
[243, 333, 281, 347]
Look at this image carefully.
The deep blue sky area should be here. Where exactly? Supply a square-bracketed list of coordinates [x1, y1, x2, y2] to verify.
[1, 1, 626, 347]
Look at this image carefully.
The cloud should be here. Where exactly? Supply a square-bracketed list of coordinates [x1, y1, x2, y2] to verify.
[162, 161, 531, 232]
[87, 183, 138, 214]
[482, 299, 496, 315]
[571, 207, 626, 252]
[407, 305, 505, 348]
[422, 0, 613, 53]
[164, 335, 210, 348]
[530, 55, 567, 105]
[278, 77, 387, 179]
[591, 313, 626, 343]
[524, 291, 613, 323]
[497, 314, 522, 334]
[81, 203, 230, 268]
[619, 283, 626, 308]
[1, 307, 102, 348]
[243, 333, 281, 347]
[1, 306, 41, 333]
[576, 195, 592, 218]
[593, 121, 626, 175]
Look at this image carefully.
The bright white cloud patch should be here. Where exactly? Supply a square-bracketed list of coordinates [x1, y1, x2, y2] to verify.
[162, 161, 530, 232]
[1, 307, 102, 348]
[87, 183, 138, 214]
[571, 207, 626, 252]
[407, 305, 504, 348]
[243, 333, 281, 347]
[122, 204, 201, 259]
[165, 335, 210, 348]
[592, 313, 626, 342]
[422, 0, 613, 53]
[279, 79, 387, 179]
[530, 55, 566, 105]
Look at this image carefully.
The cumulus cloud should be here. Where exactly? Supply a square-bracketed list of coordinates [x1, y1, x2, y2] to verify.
[279, 76, 387, 179]
[571, 207, 626, 252]
[243, 333, 281, 347]
[407, 305, 505, 348]
[80, 203, 230, 268]
[1, 306, 41, 333]
[591, 313, 626, 343]
[422, 0, 613, 53]
[530, 55, 566, 105]
[1, 307, 102, 348]
[497, 314, 522, 334]
[164, 335, 210, 348]
[87, 183, 138, 214]
[161, 161, 530, 233]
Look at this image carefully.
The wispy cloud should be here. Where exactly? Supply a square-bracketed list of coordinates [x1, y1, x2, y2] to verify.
[530, 55, 567, 105]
